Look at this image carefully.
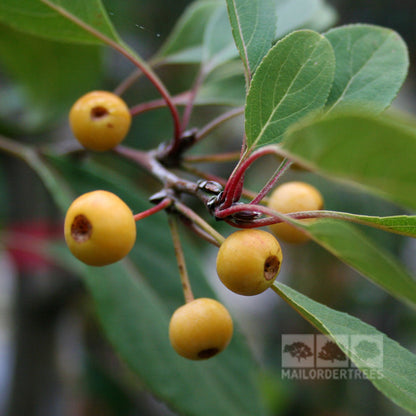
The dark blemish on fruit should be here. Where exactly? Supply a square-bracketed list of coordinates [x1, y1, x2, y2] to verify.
[91, 106, 108, 119]
[71, 214, 92, 243]
[264, 255, 280, 280]
[198, 348, 219, 359]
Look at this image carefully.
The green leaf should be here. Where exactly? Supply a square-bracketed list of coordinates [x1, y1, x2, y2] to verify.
[0, 23, 102, 130]
[320, 211, 416, 238]
[275, 0, 321, 39]
[225, 0, 276, 81]
[156, 0, 221, 64]
[302, 219, 416, 308]
[273, 282, 416, 415]
[203, 4, 239, 72]
[0, 135, 73, 212]
[281, 112, 416, 211]
[0, 0, 172, 121]
[45, 154, 265, 416]
[245, 30, 335, 151]
[324, 24, 409, 113]
[0, 0, 120, 44]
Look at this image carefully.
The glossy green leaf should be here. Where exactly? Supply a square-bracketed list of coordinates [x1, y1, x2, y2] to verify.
[324, 25, 409, 113]
[273, 282, 416, 414]
[0, 0, 119, 44]
[0, 23, 102, 130]
[44, 154, 265, 416]
[156, 0, 221, 64]
[245, 30, 335, 151]
[281, 112, 416, 211]
[225, 0, 276, 81]
[203, 4, 238, 72]
[301, 219, 416, 308]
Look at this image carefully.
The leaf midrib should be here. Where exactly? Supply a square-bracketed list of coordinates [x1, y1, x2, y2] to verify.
[229, 0, 252, 78]
[250, 35, 325, 150]
[326, 31, 393, 113]
[275, 283, 416, 411]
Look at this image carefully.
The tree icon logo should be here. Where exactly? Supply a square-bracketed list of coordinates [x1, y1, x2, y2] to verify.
[281, 335, 314, 368]
[316, 335, 349, 367]
[354, 339, 381, 360]
[318, 340, 347, 362]
[284, 341, 313, 362]
[351, 335, 383, 369]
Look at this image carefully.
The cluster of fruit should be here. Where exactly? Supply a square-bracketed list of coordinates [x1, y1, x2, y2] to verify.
[64, 91, 323, 360]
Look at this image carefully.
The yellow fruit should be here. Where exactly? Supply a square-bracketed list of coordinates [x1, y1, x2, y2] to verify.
[216, 229, 282, 295]
[64, 190, 136, 266]
[268, 181, 323, 243]
[169, 298, 233, 360]
[69, 91, 131, 151]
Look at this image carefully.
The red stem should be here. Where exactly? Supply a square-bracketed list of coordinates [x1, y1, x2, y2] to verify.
[221, 145, 280, 209]
[114, 68, 143, 96]
[133, 198, 171, 221]
[183, 151, 240, 164]
[39, 0, 182, 141]
[215, 202, 282, 220]
[182, 164, 261, 202]
[129, 92, 190, 117]
[216, 204, 334, 228]
[250, 158, 292, 204]
[112, 49, 182, 141]
[181, 70, 206, 133]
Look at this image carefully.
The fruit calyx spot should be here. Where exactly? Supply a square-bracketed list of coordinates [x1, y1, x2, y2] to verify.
[264, 255, 280, 280]
[91, 106, 108, 119]
[198, 347, 219, 359]
[71, 214, 92, 243]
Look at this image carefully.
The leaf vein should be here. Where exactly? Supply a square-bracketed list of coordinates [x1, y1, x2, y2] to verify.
[327, 32, 394, 112]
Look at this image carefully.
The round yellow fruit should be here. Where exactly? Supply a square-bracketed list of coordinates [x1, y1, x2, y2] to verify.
[169, 298, 233, 360]
[64, 190, 136, 266]
[268, 181, 323, 243]
[216, 229, 282, 296]
[69, 91, 131, 151]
